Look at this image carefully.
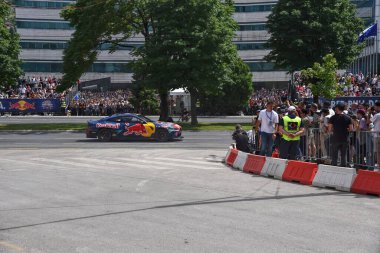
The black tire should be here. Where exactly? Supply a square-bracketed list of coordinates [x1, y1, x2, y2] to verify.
[156, 129, 169, 142]
[97, 129, 112, 142]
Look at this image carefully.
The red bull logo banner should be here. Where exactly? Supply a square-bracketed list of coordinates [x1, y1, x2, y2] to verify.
[0, 99, 60, 113]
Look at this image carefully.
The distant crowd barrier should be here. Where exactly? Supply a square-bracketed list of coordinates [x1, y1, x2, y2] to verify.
[0, 99, 61, 113]
[302, 96, 380, 107]
[224, 147, 380, 197]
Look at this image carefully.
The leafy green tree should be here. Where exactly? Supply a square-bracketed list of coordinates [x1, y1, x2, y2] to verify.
[0, 0, 23, 87]
[266, 0, 363, 71]
[200, 56, 253, 115]
[61, 0, 173, 120]
[132, 0, 250, 124]
[301, 54, 339, 102]
[60, 0, 141, 87]
[128, 86, 159, 115]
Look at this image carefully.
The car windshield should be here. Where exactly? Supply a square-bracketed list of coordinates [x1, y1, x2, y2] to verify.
[138, 115, 154, 122]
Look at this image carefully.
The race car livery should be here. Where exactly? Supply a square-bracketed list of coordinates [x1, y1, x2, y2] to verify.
[86, 114, 182, 142]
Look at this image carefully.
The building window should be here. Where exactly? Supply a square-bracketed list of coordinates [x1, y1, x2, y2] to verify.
[16, 20, 73, 30]
[245, 62, 284, 71]
[22, 62, 133, 73]
[14, 0, 73, 9]
[20, 41, 67, 50]
[235, 4, 275, 12]
[239, 23, 267, 31]
[19, 41, 143, 50]
[235, 42, 267, 50]
[351, 0, 374, 8]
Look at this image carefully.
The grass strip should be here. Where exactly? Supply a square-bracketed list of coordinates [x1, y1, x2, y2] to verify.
[0, 123, 253, 131]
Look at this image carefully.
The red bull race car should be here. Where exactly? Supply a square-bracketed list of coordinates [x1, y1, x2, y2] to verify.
[86, 114, 183, 142]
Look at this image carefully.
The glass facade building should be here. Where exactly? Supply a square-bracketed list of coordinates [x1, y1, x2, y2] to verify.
[13, 0, 377, 87]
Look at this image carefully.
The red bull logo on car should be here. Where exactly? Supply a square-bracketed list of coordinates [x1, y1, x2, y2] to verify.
[9, 100, 35, 111]
[124, 124, 148, 136]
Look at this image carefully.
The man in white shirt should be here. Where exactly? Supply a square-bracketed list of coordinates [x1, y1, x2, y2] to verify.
[371, 101, 380, 168]
[256, 101, 279, 156]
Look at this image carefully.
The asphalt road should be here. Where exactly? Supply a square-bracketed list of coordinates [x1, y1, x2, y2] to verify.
[0, 132, 379, 253]
[0, 115, 253, 124]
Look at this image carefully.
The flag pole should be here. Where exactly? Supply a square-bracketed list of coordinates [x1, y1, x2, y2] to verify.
[376, 31, 378, 75]
[367, 40, 370, 76]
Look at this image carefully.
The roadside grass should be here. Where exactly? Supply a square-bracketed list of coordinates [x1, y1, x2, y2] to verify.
[0, 123, 253, 131]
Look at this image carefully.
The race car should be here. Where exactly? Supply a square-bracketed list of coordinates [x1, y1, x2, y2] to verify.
[86, 113, 183, 142]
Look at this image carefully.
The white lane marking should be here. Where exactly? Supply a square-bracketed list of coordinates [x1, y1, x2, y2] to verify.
[149, 157, 222, 167]
[0, 158, 67, 169]
[73, 157, 222, 170]
[71, 157, 172, 170]
[0, 169, 27, 172]
[31, 158, 99, 169]
[114, 157, 223, 170]
[136, 179, 150, 192]
[184, 137, 225, 140]
[51, 138, 81, 140]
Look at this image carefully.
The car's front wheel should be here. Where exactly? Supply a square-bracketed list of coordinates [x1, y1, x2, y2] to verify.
[97, 129, 112, 142]
[156, 129, 169, 142]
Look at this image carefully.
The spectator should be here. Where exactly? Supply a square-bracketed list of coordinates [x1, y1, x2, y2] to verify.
[371, 101, 380, 168]
[319, 108, 330, 158]
[257, 101, 279, 157]
[278, 106, 305, 160]
[328, 102, 353, 167]
[232, 124, 250, 153]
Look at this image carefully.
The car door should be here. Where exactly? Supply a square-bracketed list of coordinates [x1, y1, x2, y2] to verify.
[106, 116, 127, 139]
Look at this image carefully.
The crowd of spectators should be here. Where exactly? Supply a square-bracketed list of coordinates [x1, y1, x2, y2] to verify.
[67, 90, 133, 116]
[294, 72, 380, 99]
[248, 88, 289, 115]
[248, 98, 380, 170]
[0, 76, 64, 99]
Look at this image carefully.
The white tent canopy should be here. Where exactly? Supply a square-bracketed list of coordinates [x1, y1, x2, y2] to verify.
[170, 88, 189, 96]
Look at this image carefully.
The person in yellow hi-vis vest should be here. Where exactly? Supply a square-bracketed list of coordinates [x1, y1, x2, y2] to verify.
[278, 106, 305, 160]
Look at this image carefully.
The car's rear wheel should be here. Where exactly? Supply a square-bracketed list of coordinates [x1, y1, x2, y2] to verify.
[156, 129, 169, 142]
[98, 129, 112, 142]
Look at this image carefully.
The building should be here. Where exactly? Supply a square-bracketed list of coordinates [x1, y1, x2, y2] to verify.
[12, 0, 379, 89]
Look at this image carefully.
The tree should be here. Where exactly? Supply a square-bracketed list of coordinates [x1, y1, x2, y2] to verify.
[266, 0, 363, 72]
[60, 0, 141, 88]
[301, 54, 339, 103]
[200, 56, 253, 115]
[0, 0, 23, 87]
[128, 86, 159, 115]
[132, 0, 250, 124]
[60, 0, 173, 120]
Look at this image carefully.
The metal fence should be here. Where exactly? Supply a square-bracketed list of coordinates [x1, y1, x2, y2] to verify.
[249, 129, 380, 171]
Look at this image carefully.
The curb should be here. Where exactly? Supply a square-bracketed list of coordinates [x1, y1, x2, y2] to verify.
[0, 130, 85, 133]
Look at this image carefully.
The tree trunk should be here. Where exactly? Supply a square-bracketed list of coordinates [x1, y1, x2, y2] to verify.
[190, 90, 198, 125]
[159, 89, 169, 121]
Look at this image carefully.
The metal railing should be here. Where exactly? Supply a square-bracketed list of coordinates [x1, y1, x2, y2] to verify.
[249, 129, 380, 171]
[301, 128, 379, 171]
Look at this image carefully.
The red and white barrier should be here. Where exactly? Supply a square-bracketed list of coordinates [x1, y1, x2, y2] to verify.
[225, 148, 238, 166]
[233, 151, 249, 171]
[223, 148, 379, 197]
